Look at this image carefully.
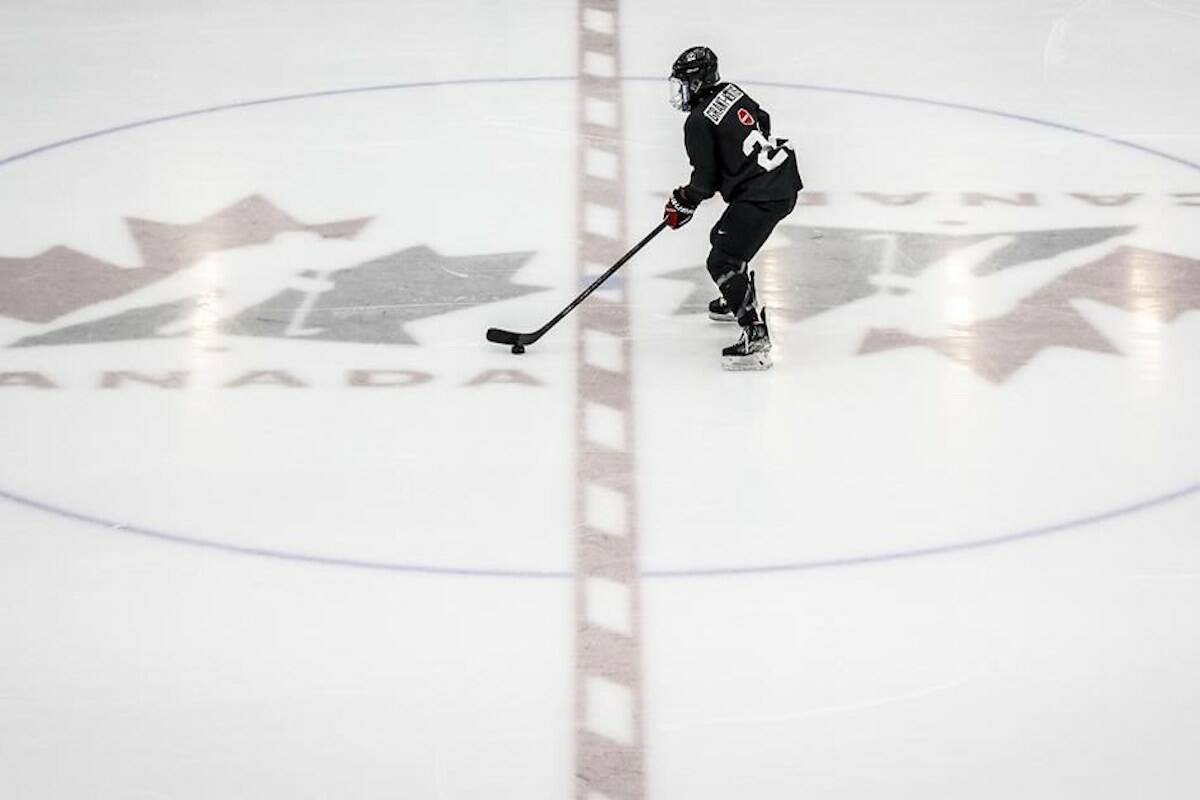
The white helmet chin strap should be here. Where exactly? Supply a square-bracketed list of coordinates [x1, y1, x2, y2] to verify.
[668, 77, 690, 112]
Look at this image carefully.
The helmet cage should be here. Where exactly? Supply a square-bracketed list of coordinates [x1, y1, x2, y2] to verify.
[668, 76, 690, 111]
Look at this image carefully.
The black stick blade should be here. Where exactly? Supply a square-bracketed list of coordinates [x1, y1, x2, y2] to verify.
[486, 328, 520, 345]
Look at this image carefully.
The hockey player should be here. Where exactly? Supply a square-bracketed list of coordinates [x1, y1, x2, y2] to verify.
[663, 46, 803, 369]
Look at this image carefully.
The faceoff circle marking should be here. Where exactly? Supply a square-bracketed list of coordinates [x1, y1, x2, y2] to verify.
[0, 75, 1197, 578]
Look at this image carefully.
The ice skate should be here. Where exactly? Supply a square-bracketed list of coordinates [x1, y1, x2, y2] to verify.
[708, 295, 736, 322]
[721, 309, 772, 370]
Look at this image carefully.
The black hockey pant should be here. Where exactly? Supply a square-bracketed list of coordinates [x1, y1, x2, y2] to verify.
[706, 193, 798, 326]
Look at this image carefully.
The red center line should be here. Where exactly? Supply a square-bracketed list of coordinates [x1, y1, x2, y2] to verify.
[573, 1, 646, 798]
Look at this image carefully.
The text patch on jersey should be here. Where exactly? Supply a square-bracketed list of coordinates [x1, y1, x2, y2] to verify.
[738, 108, 755, 126]
[703, 85, 744, 125]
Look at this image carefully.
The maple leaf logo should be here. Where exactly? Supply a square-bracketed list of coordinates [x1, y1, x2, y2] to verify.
[860, 244, 1200, 381]
[0, 196, 545, 348]
[663, 223, 1200, 381]
[0, 195, 369, 324]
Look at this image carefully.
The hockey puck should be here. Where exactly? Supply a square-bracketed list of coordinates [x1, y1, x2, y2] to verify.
[511, 344, 526, 354]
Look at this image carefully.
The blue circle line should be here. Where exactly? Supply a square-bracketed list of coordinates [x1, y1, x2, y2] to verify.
[1, 482, 1196, 579]
[1, 74, 1197, 578]
[744, 79, 1200, 174]
[2, 74, 1199, 174]
[647, 481, 1200, 578]
[0, 77, 574, 169]
[0, 487, 565, 580]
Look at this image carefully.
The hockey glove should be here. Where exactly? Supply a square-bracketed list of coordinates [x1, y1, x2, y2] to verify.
[663, 187, 697, 229]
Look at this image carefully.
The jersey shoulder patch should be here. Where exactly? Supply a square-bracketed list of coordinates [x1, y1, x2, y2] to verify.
[702, 84, 745, 125]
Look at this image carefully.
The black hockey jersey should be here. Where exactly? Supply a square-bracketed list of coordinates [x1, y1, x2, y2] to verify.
[682, 83, 803, 204]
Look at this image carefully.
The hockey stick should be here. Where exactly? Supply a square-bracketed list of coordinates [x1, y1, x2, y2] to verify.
[487, 220, 669, 353]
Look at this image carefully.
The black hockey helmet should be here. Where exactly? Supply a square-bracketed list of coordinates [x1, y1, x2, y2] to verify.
[669, 46, 720, 112]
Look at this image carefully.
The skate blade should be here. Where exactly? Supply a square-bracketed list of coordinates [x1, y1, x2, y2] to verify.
[721, 351, 773, 371]
[708, 311, 737, 323]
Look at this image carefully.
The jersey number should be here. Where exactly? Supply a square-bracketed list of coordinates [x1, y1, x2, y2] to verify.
[742, 129, 790, 172]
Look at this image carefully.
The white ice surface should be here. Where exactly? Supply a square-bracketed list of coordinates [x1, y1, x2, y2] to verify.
[1, 1, 1199, 798]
